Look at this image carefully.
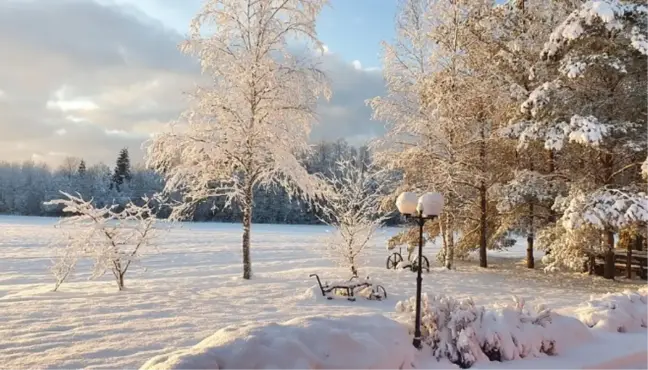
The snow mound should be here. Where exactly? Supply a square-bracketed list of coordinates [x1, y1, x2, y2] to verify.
[140, 314, 416, 369]
[395, 294, 592, 368]
[574, 287, 648, 333]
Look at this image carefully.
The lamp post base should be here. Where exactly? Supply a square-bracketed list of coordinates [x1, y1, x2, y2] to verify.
[413, 337, 422, 349]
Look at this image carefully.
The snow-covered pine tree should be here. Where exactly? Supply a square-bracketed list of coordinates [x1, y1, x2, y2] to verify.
[146, 0, 331, 280]
[111, 148, 132, 192]
[77, 160, 86, 176]
[520, 0, 648, 277]
[481, 0, 578, 268]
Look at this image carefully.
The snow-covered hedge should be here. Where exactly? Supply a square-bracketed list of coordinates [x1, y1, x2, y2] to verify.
[140, 314, 419, 369]
[395, 294, 592, 368]
[574, 287, 648, 333]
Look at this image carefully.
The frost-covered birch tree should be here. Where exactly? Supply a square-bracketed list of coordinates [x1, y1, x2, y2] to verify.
[146, 0, 330, 280]
[321, 159, 392, 277]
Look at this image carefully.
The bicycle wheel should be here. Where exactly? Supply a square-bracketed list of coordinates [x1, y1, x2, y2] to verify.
[411, 255, 430, 272]
[385, 253, 404, 269]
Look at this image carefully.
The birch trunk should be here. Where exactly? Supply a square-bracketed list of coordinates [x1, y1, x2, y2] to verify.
[242, 183, 253, 280]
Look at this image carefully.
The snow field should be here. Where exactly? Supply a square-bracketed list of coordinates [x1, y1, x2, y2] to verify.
[0, 216, 646, 369]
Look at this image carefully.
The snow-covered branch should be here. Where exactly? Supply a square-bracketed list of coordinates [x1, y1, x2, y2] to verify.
[542, 0, 648, 59]
[561, 188, 648, 231]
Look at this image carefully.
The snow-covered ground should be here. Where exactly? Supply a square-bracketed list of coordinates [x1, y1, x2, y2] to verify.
[0, 215, 645, 369]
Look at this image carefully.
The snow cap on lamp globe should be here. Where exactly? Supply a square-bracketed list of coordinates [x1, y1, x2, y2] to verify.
[396, 192, 418, 215]
[417, 192, 444, 217]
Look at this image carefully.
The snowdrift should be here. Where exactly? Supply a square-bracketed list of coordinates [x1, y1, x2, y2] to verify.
[395, 294, 592, 368]
[140, 314, 419, 369]
[574, 287, 648, 333]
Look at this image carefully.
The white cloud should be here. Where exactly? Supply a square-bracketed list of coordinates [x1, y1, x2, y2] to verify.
[0, 0, 386, 166]
[47, 98, 99, 112]
[105, 129, 129, 136]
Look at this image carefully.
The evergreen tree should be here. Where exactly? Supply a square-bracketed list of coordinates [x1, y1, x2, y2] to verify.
[77, 160, 86, 177]
[111, 148, 132, 192]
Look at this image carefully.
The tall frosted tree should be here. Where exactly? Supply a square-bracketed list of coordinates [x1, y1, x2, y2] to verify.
[147, 0, 331, 279]
[371, 0, 514, 269]
[368, 0, 453, 267]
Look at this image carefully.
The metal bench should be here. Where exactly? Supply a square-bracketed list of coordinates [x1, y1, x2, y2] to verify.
[309, 274, 387, 301]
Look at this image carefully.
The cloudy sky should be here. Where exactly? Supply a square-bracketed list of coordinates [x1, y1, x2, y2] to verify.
[0, 0, 397, 167]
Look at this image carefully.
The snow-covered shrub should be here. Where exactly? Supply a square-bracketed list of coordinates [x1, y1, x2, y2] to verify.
[395, 294, 590, 368]
[321, 159, 392, 277]
[574, 288, 648, 333]
[46, 192, 159, 291]
[141, 314, 418, 369]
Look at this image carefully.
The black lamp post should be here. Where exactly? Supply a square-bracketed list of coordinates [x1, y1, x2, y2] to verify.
[396, 191, 444, 350]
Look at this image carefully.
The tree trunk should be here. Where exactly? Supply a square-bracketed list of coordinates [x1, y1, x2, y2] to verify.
[634, 234, 644, 251]
[626, 242, 632, 279]
[242, 185, 253, 280]
[448, 221, 455, 269]
[442, 212, 454, 270]
[546, 149, 556, 256]
[527, 203, 535, 269]
[588, 254, 595, 275]
[440, 214, 450, 269]
[527, 154, 535, 268]
[117, 273, 125, 291]
[547, 153, 556, 219]
[479, 183, 487, 268]
[603, 230, 615, 280]
[479, 122, 487, 268]
[600, 150, 615, 280]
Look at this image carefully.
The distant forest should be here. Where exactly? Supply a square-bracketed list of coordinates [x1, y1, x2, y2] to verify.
[0, 139, 398, 225]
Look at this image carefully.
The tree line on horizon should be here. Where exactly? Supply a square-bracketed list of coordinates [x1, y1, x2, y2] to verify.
[0, 139, 398, 225]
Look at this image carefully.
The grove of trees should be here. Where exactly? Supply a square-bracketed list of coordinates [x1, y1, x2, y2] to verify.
[371, 0, 647, 277]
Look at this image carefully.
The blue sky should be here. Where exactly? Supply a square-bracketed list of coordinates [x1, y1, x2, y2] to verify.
[318, 0, 397, 69]
[112, 0, 397, 69]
